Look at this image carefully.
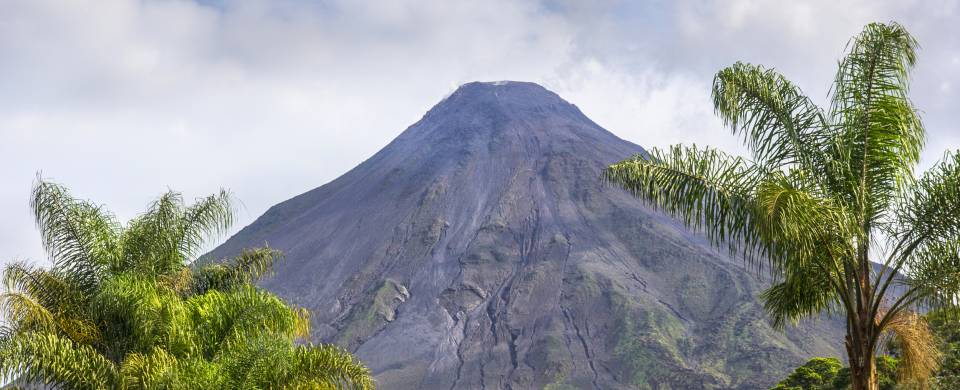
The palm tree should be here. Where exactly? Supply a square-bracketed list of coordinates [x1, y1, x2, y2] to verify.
[0, 179, 374, 389]
[604, 22, 958, 390]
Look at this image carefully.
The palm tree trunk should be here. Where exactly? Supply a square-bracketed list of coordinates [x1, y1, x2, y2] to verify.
[847, 252, 879, 390]
[847, 297, 879, 389]
[849, 349, 878, 390]
[851, 234, 879, 390]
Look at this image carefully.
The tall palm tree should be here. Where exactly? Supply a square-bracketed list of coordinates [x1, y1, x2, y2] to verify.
[0, 179, 374, 389]
[605, 22, 958, 390]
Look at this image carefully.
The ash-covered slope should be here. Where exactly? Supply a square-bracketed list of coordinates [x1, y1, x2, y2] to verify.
[210, 81, 842, 389]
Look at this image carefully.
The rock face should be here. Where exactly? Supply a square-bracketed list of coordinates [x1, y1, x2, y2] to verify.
[209, 81, 842, 389]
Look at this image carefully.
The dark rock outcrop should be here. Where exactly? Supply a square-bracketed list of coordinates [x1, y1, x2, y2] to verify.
[209, 81, 842, 389]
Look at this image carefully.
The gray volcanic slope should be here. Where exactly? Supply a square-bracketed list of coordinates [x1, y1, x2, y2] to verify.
[209, 81, 842, 389]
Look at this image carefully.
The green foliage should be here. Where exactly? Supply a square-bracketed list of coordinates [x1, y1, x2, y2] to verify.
[771, 357, 844, 390]
[0, 179, 374, 389]
[613, 315, 660, 388]
[610, 297, 687, 389]
[927, 308, 960, 388]
[605, 22, 959, 389]
[776, 308, 960, 389]
[771, 356, 899, 390]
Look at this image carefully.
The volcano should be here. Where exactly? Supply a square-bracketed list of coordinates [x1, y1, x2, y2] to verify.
[209, 81, 842, 389]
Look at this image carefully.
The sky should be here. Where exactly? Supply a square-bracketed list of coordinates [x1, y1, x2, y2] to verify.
[1, 0, 958, 267]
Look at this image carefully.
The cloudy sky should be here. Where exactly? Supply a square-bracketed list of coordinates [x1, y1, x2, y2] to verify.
[2, 0, 958, 266]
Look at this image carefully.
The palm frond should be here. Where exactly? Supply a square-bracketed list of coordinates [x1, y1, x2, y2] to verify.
[93, 274, 195, 359]
[0, 331, 116, 389]
[830, 22, 923, 223]
[178, 190, 234, 263]
[165, 356, 225, 389]
[216, 335, 374, 390]
[216, 333, 289, 389]
[0, 292, 56, 336]
[884, 310, 941, 387]
[120, 190, 235, 277]
[191, 248, 283, 295]
[604, 145, 768, 263]
[754, 170, 853, 270]
[119, 347, 178, 389]
[903, 239, 960, 310]
[120, 192, 187, 276]
[1, 262, 100, 345]
[290, 343, 375, 390]
[762, 261, 840, 329]
[2, 263, 62, 308]
[30, 179, 120, 293]
[891, 151, 960, 255]
[188, 286, 309, 359]
[713, 62, 830, 173]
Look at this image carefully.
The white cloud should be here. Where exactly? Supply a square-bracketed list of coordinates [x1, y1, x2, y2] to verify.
[547, 59, 744, 155]
[1, 0, 958, 265]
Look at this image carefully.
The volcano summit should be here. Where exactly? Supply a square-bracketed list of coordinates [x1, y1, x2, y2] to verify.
[210, 81, 841, 389]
